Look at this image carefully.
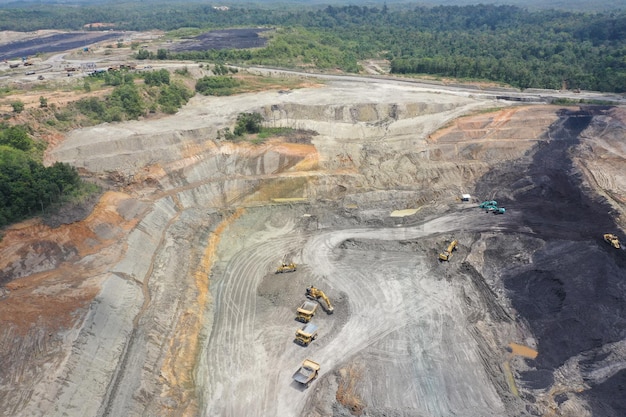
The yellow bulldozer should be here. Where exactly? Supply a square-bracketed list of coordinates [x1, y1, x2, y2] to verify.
[306, 286, 334, 313]
[604, 234, 621, 249]
[276, 262, 297, 273]
[438, 240, 458, 261]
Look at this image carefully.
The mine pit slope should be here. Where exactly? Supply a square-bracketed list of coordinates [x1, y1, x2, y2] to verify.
[1, 77, 625, 417]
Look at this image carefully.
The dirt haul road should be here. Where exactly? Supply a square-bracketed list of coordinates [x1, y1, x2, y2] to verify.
[200, 208, 518, 416]
[1, 74, 626, 417]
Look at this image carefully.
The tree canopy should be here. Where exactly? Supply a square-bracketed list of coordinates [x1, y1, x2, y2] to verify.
[1, 3, 625, 90]
[0, 140, 81, 227]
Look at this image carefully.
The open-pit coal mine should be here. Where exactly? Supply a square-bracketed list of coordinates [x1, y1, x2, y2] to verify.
[1, 76, 625, 417]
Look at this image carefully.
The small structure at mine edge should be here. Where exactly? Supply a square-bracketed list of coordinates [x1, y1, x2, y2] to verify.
[461, 194, 471, 201]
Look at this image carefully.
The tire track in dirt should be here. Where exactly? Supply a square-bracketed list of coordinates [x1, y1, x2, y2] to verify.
[200, 218, 306, 416]
[297, 225, 501, 416]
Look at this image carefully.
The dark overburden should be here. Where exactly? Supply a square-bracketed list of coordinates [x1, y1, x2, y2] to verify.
[475, 107, 626, 417]
[169, 28, 271, 52]
[0, 32, 124, 61]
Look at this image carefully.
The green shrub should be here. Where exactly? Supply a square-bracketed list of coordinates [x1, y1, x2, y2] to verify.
[144, 69, 170, 86]
[11, 101, 24, 113]
[234, 112, 263, 136]
[195, 76, 240, 96]
[108, 84, 144, 119]
[0, 146, 82, 226]
[158, 82, 192, 113]
[175, 66, 189, 76]
[0, 125, 34, 151]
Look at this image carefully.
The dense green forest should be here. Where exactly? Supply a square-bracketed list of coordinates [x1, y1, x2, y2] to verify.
[1, 3, 625, 91]
[0, 125, 82, 228]
[3, 0, 626, 12]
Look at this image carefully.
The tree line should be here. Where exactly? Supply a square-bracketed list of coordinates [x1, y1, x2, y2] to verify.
[1, 4, 625, 91]
[0, 125, 81, 227]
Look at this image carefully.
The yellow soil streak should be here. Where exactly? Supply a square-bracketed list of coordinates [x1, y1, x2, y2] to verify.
[390, 208, 421, 217]
[159, 207, 245, 416]
[0, 191, 136, 333]
[272, 197, 307, 203]
[502, 343, 537, 401]
[336, 365, 366, 416]
[268, 140, 316, 157]
[509, 342, 538, 359]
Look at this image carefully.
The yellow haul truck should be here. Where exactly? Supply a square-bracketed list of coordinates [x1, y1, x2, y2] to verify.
[296, 300, 318, 323]
[295, 323, 319, 346]
[604, 233, 621, 249]
[292, 359, 320, 387]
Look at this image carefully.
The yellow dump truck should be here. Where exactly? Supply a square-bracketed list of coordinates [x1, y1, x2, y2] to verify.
[292, 359, 320, 387]
[296, 300, 318, 323]
[295, 322, 319, 346]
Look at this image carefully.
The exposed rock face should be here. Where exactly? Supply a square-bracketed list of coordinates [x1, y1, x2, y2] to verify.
[2, 80, 625, 417]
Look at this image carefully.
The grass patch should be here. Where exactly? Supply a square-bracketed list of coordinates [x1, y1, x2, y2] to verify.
[195, 75, 241, 96]
[166, 27, 203, 39]
[257, 127, 295, 139]
[551, 97, 616, 106]
[473, 107, 506, 114]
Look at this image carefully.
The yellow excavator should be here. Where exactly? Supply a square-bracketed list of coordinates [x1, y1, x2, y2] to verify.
[306, 286, 334, 314]
[438, 240, 458, 261]
[604, 234, 621, 249]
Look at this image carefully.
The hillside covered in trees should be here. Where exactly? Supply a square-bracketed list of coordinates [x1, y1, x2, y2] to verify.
[1, 4, 626, 92]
